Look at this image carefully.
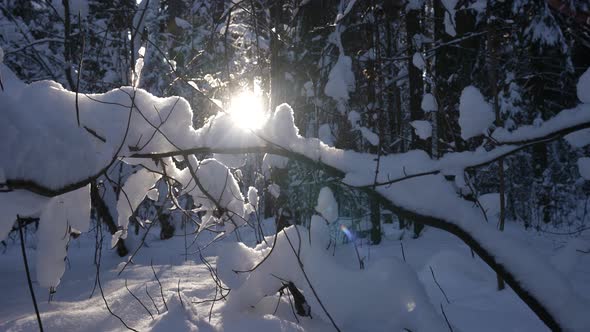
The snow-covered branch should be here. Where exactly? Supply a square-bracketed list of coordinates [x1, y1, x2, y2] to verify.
[2, 64, 590, 330]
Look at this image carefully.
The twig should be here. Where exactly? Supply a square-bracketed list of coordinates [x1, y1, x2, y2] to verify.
[118, 221, 155, 276]
[273, 289, 283, 315]
[440, 303, 454, 332]
[209, 285, 218, 322]
[430, 266, 450, 304]
[17, 216, 44, 332]
[75, 12, 85, 127]
[125, 279, 154, 319]
[83, 126, 106, 142]
[177, 279, 184, 308]
[151, 259, 168, 312]
[95, 216, 139, 331]
[145, 284, 160, 314]
[283, 229, 341, 331]
[285, 287, 300, 324]
[233, 224, 280, 273]
[400, 241, 406, 262]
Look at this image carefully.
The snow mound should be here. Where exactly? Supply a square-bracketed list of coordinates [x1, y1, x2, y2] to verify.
[116, 168, 160, 241]
[565, 128, 590, 148]
[459, 86, 495, 140]
[173, 157, 246, 234]
[0, 65, 198, 191]
[319, 123, 335, 146]
[421, 93, 438, 112]
[0, 190, 49, 241]
[478, 193, 503, 220]
[220, 313, 304, 332]
[149, 295, 205, 332]
[442, 0, 458, 36]
[37, 185, 90, 289]
[262, 153, 289, 177]
[247, 186, 258, 210]
[266, 103, 299, 145]
[218, 226, 445, 331]
[412, 52, 425, 70]
[410, 120, 432, 139]
[315, 187, 338, 223]
[324, 54, 355, 112]
[420, 250, 493, 305]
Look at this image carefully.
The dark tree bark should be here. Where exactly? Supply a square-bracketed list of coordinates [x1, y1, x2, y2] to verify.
[90, 181, 128, 256]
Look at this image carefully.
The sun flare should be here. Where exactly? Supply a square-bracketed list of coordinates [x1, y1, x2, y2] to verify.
[228, 91, 267, 130]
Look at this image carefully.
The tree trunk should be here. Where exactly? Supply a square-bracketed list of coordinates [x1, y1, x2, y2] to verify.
[487, 5, 506, 291]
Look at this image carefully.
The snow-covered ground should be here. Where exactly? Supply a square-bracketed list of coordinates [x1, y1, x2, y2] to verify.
[1, 219, 588, 332]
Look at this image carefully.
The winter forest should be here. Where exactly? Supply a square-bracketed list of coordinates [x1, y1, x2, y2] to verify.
[1, 0, 590, 331]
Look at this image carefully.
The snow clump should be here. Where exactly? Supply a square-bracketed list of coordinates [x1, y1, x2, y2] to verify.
[459, 86, 495, 140]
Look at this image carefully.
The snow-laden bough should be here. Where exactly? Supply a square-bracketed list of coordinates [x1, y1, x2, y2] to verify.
[1, 63, 590, 330]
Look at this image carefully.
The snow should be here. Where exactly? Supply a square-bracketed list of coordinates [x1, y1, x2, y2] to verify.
[267, 104, 300, 146]
[478, 193, 502, 220]
[469, 0, 487, 13]
[412, 52, 425, 70]
[262, 153, 289, 177]
[577, 157, 590, 180]
[0, 64, 199, 191]
[262, 153, 289, 174]
[551, 234, 590, 276]
[335, 0, 358, 23]
[315, 187, 338, 222]
[441, 0, 458, 36]
[247, 186, 258, 210]
[0, 190, 48, 242]
[346, 111, 379, 145]
[218, 225, 446, 331]
[459, 86, 495, 140]
[359, 127, 379, 145]
[0, 45, 3, 63]
[116, 168, 160, 240]
[318, 124, 334, 146]
[565, 128, 590, 148]
[1, 215, 590, 332]
[577, 67, 590, 104]
[268, 183, 280, 199]
[324, 54, 355, 112]
[348, 110, 361, 126]
[525, 13, 566, 48]
[410, 120, 433, 139]
[492, 103, 590, 143]
[303, 81, 314, 98]
[174, 157, 246, 234]
[421, 93, 438, 112]
[36, 185, 90, 289]
[214, 154, 247, 168]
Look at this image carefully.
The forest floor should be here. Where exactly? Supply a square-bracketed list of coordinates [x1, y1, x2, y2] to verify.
[0, 219, 588, 332]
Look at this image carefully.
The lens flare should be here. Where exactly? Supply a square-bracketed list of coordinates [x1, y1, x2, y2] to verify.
[340, 224, 354, 241]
